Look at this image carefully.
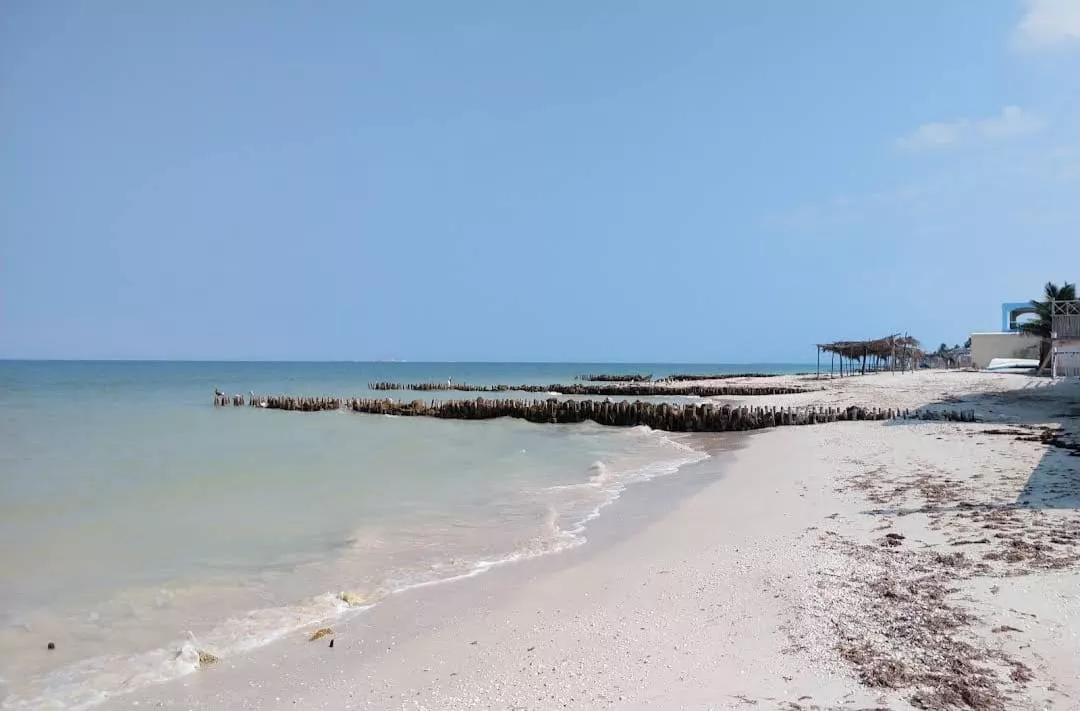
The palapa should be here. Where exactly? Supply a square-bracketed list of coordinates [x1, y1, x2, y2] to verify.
[815, 334, 922, 377]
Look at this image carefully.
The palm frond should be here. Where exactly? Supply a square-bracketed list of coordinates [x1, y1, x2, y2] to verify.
[1020, 281, 1076, 342]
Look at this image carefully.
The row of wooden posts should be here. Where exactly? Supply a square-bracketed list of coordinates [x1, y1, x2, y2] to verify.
[365, 382, 813, 397]
[574, 372, 791, 382]
[575, 373, 652, 382]
[656, 373, 783, 382]
[215, 393, 977, 432]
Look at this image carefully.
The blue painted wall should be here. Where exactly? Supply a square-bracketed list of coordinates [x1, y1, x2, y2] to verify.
[1001, 302, 1036, 332]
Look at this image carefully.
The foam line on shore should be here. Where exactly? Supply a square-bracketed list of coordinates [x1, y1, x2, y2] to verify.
[2, 428, 709, 711]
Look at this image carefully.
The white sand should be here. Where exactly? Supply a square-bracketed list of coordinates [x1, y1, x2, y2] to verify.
[101, 371, 1080, 710]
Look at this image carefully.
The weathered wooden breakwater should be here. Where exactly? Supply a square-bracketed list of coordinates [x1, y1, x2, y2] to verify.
[366, 382, 813, 397]
[657, 373, 782, 382]
[217, 393, 977, 432]
[575, 373, 652, 382]
[369, 382, 539, 393]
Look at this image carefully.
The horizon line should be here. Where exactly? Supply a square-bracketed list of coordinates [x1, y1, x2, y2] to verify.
[0, 358, 817, 365]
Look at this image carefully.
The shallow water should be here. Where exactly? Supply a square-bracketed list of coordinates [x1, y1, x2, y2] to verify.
[0, 361, 808, 709]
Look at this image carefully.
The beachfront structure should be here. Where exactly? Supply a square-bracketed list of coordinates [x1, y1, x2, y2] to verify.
[814, 334, 921, 377]
[969, 300, 1048, 370]
[1001, 302, 1038, 332]
[1051, 299, 1080, 377]
[969, 332, 1041, 369]
[969, 299, 1080, 375]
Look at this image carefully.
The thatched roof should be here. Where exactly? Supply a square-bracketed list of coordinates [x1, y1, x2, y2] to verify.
[817, 334, 921, 359]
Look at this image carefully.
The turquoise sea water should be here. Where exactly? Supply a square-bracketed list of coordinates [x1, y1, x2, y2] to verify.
[0, 361, 809, 710]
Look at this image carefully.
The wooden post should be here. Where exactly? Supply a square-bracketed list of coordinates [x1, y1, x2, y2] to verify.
[816, 346, 821, 379]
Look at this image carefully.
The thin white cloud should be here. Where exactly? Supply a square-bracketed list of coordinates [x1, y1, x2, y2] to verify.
[978, 106, 1047, 137]
[895, 106, 1045, 151]
[896, 120, 968, 149]
[1014, 0, 1080, 49]
[770, 133, 1080, 233]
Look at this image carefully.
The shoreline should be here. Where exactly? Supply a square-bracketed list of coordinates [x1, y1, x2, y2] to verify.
[86, 371, 1080, 709]
[1, 423, 718, 711]
[96, 432, 745, 711]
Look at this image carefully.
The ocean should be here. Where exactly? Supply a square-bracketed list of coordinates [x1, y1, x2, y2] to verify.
[0, 361, 809, 710]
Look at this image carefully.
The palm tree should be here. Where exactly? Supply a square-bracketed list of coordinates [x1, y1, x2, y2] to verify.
[1019, 281, 1077, 366]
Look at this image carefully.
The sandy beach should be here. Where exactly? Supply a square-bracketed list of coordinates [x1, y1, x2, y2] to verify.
[100, 370, 1080, 711]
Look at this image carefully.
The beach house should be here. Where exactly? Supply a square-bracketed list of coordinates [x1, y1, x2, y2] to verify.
[969, 300, 1080, 376]
[968, 302, 1042, 370]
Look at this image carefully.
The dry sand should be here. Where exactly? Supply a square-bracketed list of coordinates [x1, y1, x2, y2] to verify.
[102, 371, 1080, 711]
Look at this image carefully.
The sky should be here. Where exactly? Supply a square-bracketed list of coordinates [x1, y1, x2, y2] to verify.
[2, 1, 1079, 362]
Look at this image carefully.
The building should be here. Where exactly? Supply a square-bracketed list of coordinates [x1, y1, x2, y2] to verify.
[968, 300, 1041, 369]
[1000, 302, 1038, 333]
[969, 299, 1080, 375]
[1051, 300, 1080, 377]
[969, 331, 1041, 369]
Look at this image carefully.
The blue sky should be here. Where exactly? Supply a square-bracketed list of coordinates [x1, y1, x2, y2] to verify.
[2, 1, 1078, 362]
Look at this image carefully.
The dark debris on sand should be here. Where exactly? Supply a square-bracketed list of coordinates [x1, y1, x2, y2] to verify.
[823, 420, 1080, 709]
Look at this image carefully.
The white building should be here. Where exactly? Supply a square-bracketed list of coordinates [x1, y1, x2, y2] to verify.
[968, 332, 1041, 370]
